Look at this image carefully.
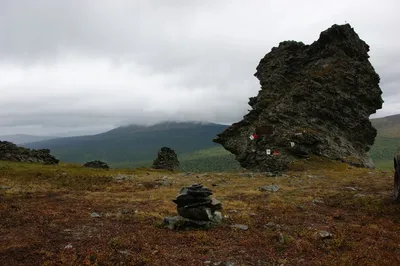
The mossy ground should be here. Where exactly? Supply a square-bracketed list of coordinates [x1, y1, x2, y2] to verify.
[1, 158, 400, 265]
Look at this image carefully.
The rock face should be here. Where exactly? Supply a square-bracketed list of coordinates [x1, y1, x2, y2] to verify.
[152, 147, 179, 171]
[394, 144, 400, 201]
[213, 24, 383, 172]
[163, 184, 223, 230]
[83, 160, 110, 169]
[0, 141, 59, 165]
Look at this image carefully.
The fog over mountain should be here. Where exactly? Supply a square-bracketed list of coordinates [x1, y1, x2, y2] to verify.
[1, 0, 399, 136]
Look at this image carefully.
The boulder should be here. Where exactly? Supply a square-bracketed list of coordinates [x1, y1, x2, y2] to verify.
[152, 147, 179, 171]
[213, 24, 383, 172]
[0, 141, 59, 164]
[83, 160, 110, 169]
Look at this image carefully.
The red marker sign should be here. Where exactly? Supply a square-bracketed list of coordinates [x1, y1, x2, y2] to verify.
[249, 133, 259, 140]
[273, 150, 279, 155]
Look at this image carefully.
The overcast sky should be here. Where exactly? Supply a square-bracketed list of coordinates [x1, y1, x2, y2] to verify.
[0, 0, 399, 136]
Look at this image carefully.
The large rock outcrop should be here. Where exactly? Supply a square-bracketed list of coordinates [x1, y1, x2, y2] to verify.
[213, 24, 383, 172]
[0, 141, 59, 165]
[152, 147, 179, 171]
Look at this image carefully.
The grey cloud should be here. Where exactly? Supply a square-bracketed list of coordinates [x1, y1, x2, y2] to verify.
[0, 0, 399, 135]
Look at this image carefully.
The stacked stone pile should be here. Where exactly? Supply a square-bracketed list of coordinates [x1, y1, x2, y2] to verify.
[163, 183, 223, 230]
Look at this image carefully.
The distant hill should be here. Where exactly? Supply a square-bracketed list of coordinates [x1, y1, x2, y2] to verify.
[23, 122, 231, 168]
[370, 114, 400, 137]
[19, 115, 400, 172]
[368, 114, 400, 170]
[0, 134, 57, 145]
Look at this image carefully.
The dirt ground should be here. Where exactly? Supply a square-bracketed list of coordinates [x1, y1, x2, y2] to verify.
[1, 158, 400, 265]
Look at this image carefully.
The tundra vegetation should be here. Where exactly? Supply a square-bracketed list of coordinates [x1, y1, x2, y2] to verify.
[1, 156, 399, 265]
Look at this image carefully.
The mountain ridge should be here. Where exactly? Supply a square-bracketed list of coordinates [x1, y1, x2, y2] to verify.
[10, 115, 400, 171]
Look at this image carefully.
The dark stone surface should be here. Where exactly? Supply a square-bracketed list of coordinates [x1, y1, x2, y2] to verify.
[0, 141, 59, 165]
[152, 147, 179, 171]
[394, 145, 400, 201]
[166, 184, 223, 226]
[83, 160, 110, 169]
[213, 24, 383, 172]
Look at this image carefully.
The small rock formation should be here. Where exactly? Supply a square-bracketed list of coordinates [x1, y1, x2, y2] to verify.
[83, 160, 110, 169]
[213, 24, 383, 172]
[0, 141, 59, 164]
[152, 147, 179, 171]
[163, 183, 223, 230]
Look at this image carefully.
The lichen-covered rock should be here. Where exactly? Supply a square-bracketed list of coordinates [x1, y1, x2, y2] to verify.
[0, 141, 59, 164]
[83, 160, 110, 169]
[152, 147, 179, 171]
[213, 24, 383, 172]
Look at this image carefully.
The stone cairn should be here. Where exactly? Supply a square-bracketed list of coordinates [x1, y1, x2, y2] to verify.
[163, 183, 223, 230]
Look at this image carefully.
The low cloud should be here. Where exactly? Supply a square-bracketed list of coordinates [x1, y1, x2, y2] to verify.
[0, 0, 399, 135]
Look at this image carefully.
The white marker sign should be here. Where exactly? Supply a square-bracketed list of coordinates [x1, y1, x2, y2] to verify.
[290, 142, 295, 147]
[249, 135, 255, 140]
[266, 149, 271, 155]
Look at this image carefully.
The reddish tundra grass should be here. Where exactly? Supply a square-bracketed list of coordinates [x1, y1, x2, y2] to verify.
[1, 157, 400, 266]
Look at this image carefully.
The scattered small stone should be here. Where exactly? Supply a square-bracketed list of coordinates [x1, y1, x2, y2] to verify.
[213, 262, 223, 266]
[231, 224, 248, 230]
[155, 179, 172, 186]
[64, 243, 73, 249]
[0, 185, 11, 190]
[118, 250, 132, 255]
[259, 184, 279, 192]
[91, 212, 101, 218]
[228, 210, 238, 213]
[264, 222, 281, 229]
[204, 261, 212, 264]
[225, 262, 235, 266]
[239, 173, 254, 178]
[346, 186, 358, 191]
[265, 222, 276, 228]
[354, 193, 366, 197]
[319, 230, 333, 239]
[312, 198, 324, 204]
[114, 174, 131, 181]
[278, 232, 285, 244]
